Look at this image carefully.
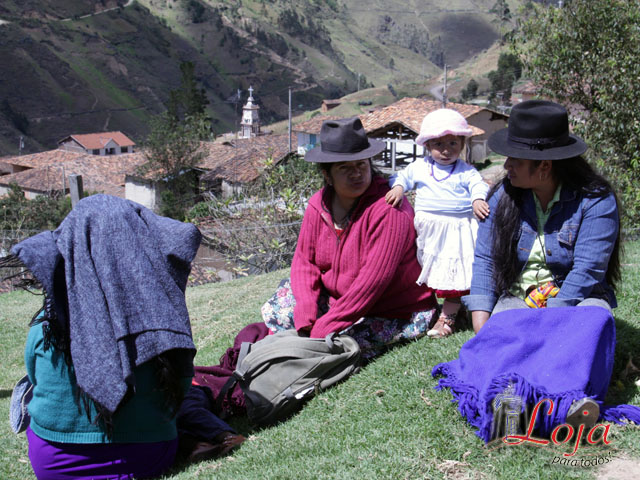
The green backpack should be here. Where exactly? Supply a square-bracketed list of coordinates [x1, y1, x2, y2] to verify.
[218, 330, 361, 425]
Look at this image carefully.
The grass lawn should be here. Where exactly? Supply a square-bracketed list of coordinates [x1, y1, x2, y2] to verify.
[1, 244, 640, 479]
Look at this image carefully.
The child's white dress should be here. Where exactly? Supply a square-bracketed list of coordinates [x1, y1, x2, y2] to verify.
[390, 156, 489, 294]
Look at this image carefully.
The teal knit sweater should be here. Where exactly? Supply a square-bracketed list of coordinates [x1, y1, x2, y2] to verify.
[26, 323, 192, 444]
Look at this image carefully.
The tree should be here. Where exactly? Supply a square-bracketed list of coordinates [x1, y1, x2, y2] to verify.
[139, 112, 208, 220]
[461, 78, 479, 101]
[140, 60, 213, 219]
[514, 0, 640, 224]
[490, 0, 513, 43]
[487, 53, 522, 104]
[166, 61, 210, 127]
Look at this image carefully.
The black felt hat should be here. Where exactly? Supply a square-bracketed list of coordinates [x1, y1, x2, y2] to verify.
[488, 100, 587, 160]
[305, 117, 385, 163]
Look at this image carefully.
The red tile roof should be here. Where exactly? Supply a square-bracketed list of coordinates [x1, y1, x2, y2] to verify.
[1, 131, 296, 199]
[360, 97, 485, 136]
[58, 131, 136, 149]
[293, 115, 342, 134]
[200, 134, 294, 184]
[2, 150, 88, 169]
[0, 152, 146, 198]
[292, 99, 486, 137]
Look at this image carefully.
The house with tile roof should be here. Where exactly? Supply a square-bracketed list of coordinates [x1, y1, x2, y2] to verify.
[293, 115, 341, 156]
[124, 133, 295, 210]
[0, 149, 146, 199]
[512, 81, 540, 103]
[359, 97, 507, 167]
[292, 98, 508, 169]
[199, 134, 293, 186]
[57, 131, 136, 155]
[321, 99, 341, 112]
[1, 126, 293, 211]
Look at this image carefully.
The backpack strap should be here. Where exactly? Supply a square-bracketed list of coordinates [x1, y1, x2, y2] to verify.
[325, 332, 338, 353]
[215, 341, 254, 418]
[236, 341, 253, 367]
[215, 376, 237, 419]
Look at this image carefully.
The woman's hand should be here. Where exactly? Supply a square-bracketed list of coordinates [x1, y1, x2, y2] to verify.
[472, 199, 490, 220]
[385, 185, 404, 207]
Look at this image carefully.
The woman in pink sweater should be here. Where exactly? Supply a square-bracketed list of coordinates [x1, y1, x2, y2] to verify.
[262, 118, 438, 357]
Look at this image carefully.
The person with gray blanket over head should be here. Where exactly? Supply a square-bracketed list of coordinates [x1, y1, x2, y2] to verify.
[4, 194, 243, 480]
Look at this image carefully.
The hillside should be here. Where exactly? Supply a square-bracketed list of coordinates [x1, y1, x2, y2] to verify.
[0, 0, 528, 156]
[2, 241, 640, 479]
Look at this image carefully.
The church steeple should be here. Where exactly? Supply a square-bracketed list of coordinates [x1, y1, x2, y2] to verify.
[240, 86, 260, 138]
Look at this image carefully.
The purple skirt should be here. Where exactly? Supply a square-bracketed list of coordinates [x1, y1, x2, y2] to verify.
[27, 427, 177, 480]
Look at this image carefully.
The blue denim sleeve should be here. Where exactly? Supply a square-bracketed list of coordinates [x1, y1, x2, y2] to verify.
[462, 187, 502, 312]
[547, 192, 619, 307]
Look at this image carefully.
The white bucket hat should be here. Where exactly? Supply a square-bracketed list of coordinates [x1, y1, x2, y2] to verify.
[415, 109, 473, 146]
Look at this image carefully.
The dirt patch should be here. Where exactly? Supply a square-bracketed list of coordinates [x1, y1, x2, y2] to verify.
[596, 455, 640, 480]
[107, 56, 128, 77]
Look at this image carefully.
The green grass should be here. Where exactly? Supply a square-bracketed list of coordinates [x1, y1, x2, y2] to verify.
[2, 244, 640, 479]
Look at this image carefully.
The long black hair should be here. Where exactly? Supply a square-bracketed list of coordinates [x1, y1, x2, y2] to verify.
[1, 254, 187, 439]
[490, 156, 622, 296]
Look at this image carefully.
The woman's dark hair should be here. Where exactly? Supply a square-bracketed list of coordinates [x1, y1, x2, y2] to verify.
[490, 155, 622, 296]
[0, 254, 187, 439]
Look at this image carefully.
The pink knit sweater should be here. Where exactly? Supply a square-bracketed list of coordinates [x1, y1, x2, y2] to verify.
[292, 176, 437, 338]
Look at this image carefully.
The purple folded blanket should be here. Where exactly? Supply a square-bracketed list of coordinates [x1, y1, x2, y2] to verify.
[432, 306, 640, 442]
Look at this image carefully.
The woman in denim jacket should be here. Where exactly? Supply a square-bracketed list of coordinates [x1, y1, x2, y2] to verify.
[463, 100, 621, 333]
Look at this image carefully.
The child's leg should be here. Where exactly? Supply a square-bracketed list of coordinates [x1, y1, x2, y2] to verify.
[441, 296, 462, 317]
[428, 295, 463, 338]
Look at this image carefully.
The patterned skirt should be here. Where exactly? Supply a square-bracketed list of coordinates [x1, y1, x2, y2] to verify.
[261, 279, 437, 359]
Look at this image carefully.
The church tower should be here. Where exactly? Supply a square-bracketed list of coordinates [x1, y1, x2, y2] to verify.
[240, 86, 260, 138]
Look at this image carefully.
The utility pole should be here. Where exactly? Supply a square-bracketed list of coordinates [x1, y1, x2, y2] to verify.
[234, 88, 240, 197]
[61, 165, 66, 195]
[69, 174, 84, 207]
[18, 136, 24, 155]
[288, 87, 292, 153]
[442, 64, 448, 108]
[357, 73, 361, 92]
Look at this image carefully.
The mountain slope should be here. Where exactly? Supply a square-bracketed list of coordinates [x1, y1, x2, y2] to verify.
[0, 0, 523, 156]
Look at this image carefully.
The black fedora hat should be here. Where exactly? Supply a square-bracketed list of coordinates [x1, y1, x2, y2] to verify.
[305, 117, 386, 163]
[488, 100, 587, 160]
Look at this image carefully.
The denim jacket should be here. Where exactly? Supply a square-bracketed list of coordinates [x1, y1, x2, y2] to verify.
[463, 184, 619, 312]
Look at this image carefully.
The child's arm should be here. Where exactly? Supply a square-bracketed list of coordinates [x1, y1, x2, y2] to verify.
[385, 185, 404, 207]
[472, 199, 490, 220]
[466, 167, 490, 220]
[386, 164, 416, 208]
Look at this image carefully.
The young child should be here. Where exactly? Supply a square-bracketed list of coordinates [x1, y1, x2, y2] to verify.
[385, 108, 490, 338]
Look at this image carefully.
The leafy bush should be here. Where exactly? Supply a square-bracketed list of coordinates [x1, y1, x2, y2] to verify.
[0, 184, 72, 251]
[188, 154, 322, 275]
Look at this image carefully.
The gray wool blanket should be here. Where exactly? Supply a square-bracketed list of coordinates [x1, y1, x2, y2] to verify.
[13, 194, 201, 413]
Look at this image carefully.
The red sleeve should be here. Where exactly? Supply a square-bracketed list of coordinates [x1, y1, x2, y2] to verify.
[291, 205, 324, 331]
[309, 204, 413, 338]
